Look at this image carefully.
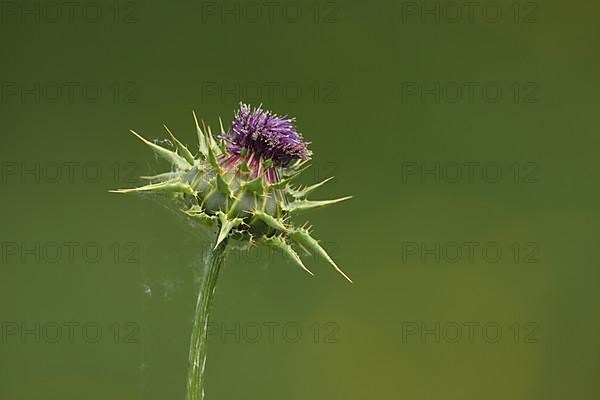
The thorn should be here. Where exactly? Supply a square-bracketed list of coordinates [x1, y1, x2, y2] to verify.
[243, 176, 265, 195]
[283, 196, 352, 214]
[110, 180, 195, 196]
[252, 210, 287, 231]
[140, 172, 179, 181]
[163, 124, 195, 164]
[219, 117, 226, 135]
[129, 129, 191, 170]
[290, 176, 335, 198]
[289, 229, 352, 283]
[193, 111, 209, 159]
[214, 212, 243, 249]
[258, 235, 314, 277]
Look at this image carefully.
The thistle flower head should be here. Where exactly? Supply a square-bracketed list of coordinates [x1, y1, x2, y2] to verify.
[224, 103, 312, 167]
[111, 104, 352, 283]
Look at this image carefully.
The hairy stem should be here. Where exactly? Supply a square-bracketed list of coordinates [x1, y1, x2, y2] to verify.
[187, 237, 228, 400]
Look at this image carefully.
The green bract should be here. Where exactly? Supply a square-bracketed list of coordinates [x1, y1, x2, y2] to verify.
[112, 111, 352, 282]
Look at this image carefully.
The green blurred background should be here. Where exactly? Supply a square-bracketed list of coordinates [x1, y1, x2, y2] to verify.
[1, 0, 599, 399]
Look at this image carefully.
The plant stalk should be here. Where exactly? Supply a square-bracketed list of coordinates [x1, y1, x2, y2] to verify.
[187, 238, 228, 400]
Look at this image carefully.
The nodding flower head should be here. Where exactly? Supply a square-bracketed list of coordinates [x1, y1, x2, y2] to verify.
[224, 103, 312, 167]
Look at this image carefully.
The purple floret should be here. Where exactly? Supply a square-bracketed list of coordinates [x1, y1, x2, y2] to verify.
[224, 104, 312, 167]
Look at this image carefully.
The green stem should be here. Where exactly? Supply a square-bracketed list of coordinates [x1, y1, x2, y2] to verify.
[187, 237, 228, 400]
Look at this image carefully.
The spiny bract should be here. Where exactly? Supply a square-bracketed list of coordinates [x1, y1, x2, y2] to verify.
[112, 103, 352, 282]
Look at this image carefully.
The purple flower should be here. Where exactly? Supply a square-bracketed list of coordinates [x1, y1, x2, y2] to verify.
[224, 104, 312, 168]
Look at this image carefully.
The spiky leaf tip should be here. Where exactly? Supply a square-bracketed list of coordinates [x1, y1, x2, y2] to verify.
[215, 212, 244, 249]
[163, 125, 195, 165]
[283, 196, 352, 214]
[258, 235, 313, 277]
[130, 130, 191, 170]
[288, 228, 352, 283]
[110, 179, 195, 196]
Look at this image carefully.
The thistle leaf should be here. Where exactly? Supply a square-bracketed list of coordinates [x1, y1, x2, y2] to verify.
[183, 206, 216, 226]
[215, 174, 233, 198]
[283, 196, 352, 214]
[205, 122, 222, 165]
[215, 212, 244, 249]
[237, 161, 251, 173]
[140, 172, 180, 181]
[110, 179, 195, 195]
[219, 117, 226, 135]
[202, 128, 220, 170]
[185, 204, 204, 213]
[267, 179, 288, 190]
[258, 235, 313, 277]
[218, 117, 227, 152]
[288, 177, 335, 199]
[130, 130, 191, 170]
[193, 111, 210, 160]
[243, 176, 265, 195]
[289, 229, 352, 283]
[252, 210, 287, 232]
[283, 160, 310, 176]
[207, 148, 220, 169]
[163, 125, 195, 165]
[268, 164, 312, 190]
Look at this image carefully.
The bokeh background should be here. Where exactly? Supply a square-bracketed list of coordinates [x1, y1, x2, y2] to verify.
[1, 0, 599, 399]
